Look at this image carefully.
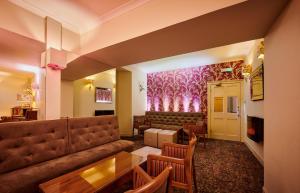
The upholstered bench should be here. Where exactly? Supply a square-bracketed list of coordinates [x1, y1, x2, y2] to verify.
[146, 111, 203, 130]
[0, 116, 134, 193]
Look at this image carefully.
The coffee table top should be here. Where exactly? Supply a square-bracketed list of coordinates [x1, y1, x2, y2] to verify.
[39, 151, 143, 193]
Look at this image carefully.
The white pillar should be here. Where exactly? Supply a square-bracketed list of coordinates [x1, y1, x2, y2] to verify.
[41, 17, 66, 120]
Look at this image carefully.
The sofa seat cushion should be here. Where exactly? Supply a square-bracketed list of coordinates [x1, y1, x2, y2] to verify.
[151, 124, 182, 131]
[151, 123, 165, 129]
[0, 140, 134, 193]
[161, 125, 182, 131]
[138, 125, 150, 130]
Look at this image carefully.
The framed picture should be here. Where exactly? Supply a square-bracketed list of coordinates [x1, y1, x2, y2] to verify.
[250, 64, 264, 101]
[95, 87, 112, 103]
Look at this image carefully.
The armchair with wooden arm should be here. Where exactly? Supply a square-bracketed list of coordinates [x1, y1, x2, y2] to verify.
[125, 165, 172, 193]
[147, 134, 197, 193]
[133, 115, 152, 136]
[183, 120, 207, 148]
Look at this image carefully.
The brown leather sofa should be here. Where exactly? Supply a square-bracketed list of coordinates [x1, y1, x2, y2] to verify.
[0, 115, 134, 193]
[134, 111, 204, 133]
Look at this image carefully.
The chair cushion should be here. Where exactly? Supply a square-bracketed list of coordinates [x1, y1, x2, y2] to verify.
[0, 140, 134, 193]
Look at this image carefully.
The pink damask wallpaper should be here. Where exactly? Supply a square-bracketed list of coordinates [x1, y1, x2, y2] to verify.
[147, 60, 244, 116]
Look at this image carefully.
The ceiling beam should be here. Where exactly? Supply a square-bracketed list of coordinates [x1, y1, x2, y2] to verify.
[62, 0, 289, 80]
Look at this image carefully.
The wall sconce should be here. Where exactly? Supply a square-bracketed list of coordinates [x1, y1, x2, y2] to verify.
[85, 79, 94, 90]
[242, 64, 252, 79]
[138, 81, 145, 92]
[257, 41, 264, 61]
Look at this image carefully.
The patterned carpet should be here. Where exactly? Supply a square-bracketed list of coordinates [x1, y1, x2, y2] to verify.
[119, 137, 264, 193]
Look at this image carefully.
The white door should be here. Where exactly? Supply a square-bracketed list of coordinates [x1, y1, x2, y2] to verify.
[209, 81, 241, 141]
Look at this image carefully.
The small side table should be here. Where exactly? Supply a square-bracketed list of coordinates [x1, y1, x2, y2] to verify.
[157, 130, 177, 148]
[144, 128, 162, 148]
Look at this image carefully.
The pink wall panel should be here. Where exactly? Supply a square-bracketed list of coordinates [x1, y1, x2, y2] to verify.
[147, 60, 243, 116]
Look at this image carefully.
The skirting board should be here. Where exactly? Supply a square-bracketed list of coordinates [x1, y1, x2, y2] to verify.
[244, 141, 264, 166]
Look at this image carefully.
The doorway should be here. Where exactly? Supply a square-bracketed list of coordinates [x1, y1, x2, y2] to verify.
[208, 80, 243, 141]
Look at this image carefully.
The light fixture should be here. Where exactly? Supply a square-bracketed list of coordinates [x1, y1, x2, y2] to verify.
[138, 81, 145, 92]
[242, 64, 252, 78]
[257, 41, 264, 60]
[85, 78, 94, 90]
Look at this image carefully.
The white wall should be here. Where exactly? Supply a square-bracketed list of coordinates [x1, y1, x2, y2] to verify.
[61, 80, 74, 118]
[123, 66, 147, 135]
[73, 69, 116, 117]
[264, 1, 300, 193]
[124, 66, 147, 115]
[243, 39, 264, 165]
[0, 74, 31, 116]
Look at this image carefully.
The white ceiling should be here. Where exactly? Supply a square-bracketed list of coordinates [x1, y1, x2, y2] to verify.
[126, 40, 257, 73]
[9, 0, 150, 34]
[0, 66, 33, 83]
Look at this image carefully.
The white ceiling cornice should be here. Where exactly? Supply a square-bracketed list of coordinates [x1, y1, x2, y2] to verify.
[8, 0, 151, 34]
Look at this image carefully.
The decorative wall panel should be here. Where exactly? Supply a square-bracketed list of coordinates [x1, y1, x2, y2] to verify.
[147, 60, 243, 116]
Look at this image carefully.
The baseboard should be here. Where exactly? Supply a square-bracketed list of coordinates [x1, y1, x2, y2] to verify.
[244, 141, 264, 166]
[263, 186, 268, 193]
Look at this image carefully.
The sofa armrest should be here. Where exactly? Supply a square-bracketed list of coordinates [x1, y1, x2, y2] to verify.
[133, 115, 146, 129]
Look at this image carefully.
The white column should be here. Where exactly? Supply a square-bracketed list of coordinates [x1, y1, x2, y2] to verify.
[42, 17, 66, 120]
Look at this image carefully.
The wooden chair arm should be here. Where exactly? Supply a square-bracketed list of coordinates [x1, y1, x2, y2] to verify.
[132, 166, 152, 189]
[162, 143, 188, 159]
[125, 166, 173, 193]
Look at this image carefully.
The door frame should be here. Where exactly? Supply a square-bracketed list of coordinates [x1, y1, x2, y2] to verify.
[207, 80, 244, 141]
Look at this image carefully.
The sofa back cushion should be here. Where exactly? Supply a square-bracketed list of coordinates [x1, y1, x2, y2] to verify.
[145, 111, 203, 126]
[0, 119, 68, 174]
[68, 116, 120, 153]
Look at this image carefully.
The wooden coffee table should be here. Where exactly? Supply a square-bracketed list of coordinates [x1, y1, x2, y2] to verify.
[39, 151, 143, 193]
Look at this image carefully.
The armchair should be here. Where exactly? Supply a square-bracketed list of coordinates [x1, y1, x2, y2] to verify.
[133, 115, 151, 136]
[183, 120, 207, 148]
[147, 134, 197, 193]
[125, 165, 172, 193]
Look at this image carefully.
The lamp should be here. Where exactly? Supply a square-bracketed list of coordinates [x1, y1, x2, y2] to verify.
[138, 81, 145, 92]
[85, 79, 94, 90]
[257, 41, 264, 60]
[242, 64, 252, 78]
